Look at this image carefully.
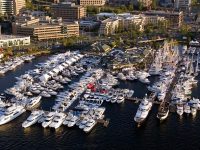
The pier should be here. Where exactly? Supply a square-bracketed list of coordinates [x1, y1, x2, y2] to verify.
[125, 93, 159, 104]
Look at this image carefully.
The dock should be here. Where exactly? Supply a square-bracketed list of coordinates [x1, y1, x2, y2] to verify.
[97, 118, 110, 127]
[125, 93, 160, 104]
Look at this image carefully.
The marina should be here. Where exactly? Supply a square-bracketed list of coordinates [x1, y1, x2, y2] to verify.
[0, 42, 200, 149]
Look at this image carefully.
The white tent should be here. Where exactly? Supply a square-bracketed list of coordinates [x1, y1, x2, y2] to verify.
[39, 74, 51, 82]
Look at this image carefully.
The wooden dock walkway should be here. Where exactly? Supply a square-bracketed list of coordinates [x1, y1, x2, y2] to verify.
[125, 93, 160, 104]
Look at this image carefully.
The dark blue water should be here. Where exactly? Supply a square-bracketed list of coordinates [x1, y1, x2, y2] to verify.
[0, 56, 200, 150]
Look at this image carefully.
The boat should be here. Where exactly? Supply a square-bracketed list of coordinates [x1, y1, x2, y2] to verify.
[40, 91, 51, 98]
[191, 105, 197, 116]
[26, 96, 42, 109]
[67, 115, 79, 127]
[42, 112, 56, 128]
[79, 117, 89, 129]
[83, 119, 96, 133]
[22, 110, 44, 128]
[63, 112, 73, 126]
[177, 104, 184, 116]
[157, 102, 169, 121]
[0, 105, 26, 125]
[184, 103, 191, 114]
[49, 112, 66, 129]
[134, 94, 152, 124]
[117, 95, 125, 103]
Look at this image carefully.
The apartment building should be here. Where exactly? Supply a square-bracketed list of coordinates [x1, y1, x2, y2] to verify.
[99, 18, 119, 35]
[143, 10, 183, 28]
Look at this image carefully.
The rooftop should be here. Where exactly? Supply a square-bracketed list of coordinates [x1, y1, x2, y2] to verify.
[0, 35, 30, 40]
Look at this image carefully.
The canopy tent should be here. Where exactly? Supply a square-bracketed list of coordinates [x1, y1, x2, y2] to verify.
[39, 74, 51, 82]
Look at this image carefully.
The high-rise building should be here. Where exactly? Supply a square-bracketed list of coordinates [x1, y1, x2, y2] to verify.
[0, 0, 13, 15]
[51, 2, 86, 21]
[78, 0, 106, 6]
[13, 0, 26, 15]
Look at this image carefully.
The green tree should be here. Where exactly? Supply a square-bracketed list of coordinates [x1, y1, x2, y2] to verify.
[138, 2, 144, 11]
[128, 4, 134, 11]
[151, 0, 157, 9]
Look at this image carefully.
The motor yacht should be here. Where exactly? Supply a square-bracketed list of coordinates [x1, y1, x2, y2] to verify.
[26, 96, 42, 109]
[134, 94, 152, 124]
[83, 119, 96, 133]
[63, 112, 74, 125]
[42, 112, 56, 128]
[184, 103, 191, 114]
[67, 115, 79, 127]
[177, 104, 184, 116]
[0, 105, 26, 125]
[22, 110, 44, 128]
[49, 112, 66, 129]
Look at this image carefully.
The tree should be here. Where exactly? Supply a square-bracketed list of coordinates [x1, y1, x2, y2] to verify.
[128, 4, 134, 11]
[138, 2, 144, 11]
[26, 0, 35, 10]
[151, 0, 157, 9]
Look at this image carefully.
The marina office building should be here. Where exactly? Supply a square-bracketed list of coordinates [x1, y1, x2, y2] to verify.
[0, 35, 30, 48]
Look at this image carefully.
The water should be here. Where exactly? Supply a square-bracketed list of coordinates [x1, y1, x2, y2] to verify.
[0, 56, 200, 150]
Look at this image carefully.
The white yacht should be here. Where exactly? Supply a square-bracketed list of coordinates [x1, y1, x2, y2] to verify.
[79, 117, 89, 129]
[0, 105, 26, 125]
[83, 119, 96, 133]
[42, 112, 56, 128]
[177, 104, 184, 116]
[63, 112, 73, 126]
[49, 112, 66, 129]
[134, 94, 152, 124]
[22, 110, 44, 128]
[26, 96, 42, 109]
[184, 103, 191, 114]
[117, 95, 125, 104]
[67, 115, 79, 127]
